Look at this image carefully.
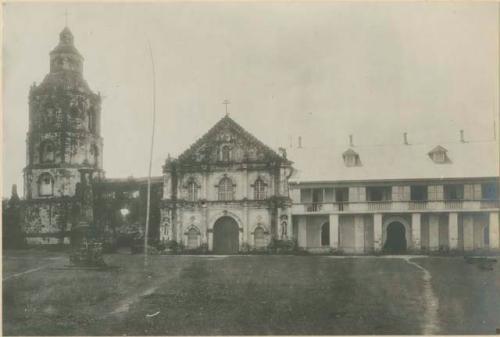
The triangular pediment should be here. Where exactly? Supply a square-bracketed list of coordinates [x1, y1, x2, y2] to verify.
[177, 115, 287, 165]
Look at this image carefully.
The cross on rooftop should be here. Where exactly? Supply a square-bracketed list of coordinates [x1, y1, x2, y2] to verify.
[223, 99, 230, 116]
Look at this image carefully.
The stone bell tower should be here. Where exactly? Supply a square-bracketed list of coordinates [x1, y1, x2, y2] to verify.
[23, 27, 104, 244]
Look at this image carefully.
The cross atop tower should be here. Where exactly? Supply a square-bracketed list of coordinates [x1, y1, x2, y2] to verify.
[64, 9, 68, 27]
[222, 99, 230, 116]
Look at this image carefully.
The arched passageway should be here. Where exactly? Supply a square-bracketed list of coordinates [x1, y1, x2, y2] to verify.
[384, 222, 407, 252]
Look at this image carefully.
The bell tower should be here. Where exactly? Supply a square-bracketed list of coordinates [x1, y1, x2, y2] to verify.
[23, 27, 104, 244]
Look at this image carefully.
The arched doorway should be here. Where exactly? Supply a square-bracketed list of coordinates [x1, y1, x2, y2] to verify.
[213, 216, 239, 254]
[384, 222, 407, 252]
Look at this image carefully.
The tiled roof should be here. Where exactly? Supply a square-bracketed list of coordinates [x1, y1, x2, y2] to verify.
[288, 140, 499, 183]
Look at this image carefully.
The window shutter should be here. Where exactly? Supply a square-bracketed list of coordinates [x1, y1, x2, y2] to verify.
[436, 185, 444, 200]
[359, 187, 366, 202]
[403, 186, 411, 201]
[473, 184, 482, 200]
[428, 185, 436, 201]
[464, 184, 473, 200]
[392, 187, 399, 201]
[349, 187, 358, 202]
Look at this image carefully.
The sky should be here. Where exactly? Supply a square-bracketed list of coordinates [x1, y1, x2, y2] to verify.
[3, 2, 499, 197]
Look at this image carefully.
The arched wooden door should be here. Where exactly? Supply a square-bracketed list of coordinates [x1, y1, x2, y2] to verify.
[213, 216, 239, 254]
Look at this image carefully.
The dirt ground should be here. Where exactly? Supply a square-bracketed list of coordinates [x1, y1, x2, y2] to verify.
[3, 250, 499, 335]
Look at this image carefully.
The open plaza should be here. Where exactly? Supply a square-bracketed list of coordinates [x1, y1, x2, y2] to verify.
[3, 250, 500, 335]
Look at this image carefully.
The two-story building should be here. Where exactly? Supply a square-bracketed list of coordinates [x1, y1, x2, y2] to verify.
[288, 135, 499, 253]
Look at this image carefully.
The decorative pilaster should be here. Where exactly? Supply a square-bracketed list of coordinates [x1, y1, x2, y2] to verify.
[489, 212, 499, 250]
[448, 212, 459, 250]
[354, 215, 364, 253]
[428, 214, 439, 251]
[297, 216, 307, 248]
[373, 213, 383, 251]
[463, 214, 474, 251]
[329, 214, 339, 250]
[411, 213, 421, 250]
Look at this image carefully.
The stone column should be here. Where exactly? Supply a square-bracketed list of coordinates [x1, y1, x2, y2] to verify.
[429, 214, 439, 251]
[489, 212, 499, 250]
[208, 231, 213, 251]
[287, 207, 293, 240]
[463, 214, 474, 251]
[244, 166, 249, 199]
[411, 213, 421, 250]
[354, 215, 365, 254]
[373, 214, 383, 251]
[297, 216, 307, 248]
[448, 212, 459, 250]
[243, 204, 249, 246]
[329, 214, 339, 250]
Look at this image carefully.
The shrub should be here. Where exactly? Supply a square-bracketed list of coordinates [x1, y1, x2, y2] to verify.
[268, 238, 298, 254]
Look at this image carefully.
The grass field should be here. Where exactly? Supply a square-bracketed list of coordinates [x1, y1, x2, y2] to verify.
[3, 250, 500, 335]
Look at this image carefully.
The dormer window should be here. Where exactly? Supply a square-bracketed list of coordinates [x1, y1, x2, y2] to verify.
[428, 146, 448, 164]
[343, 148, 360, 167]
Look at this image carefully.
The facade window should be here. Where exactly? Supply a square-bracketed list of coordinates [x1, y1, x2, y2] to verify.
[218, 177, 234, 201]
[254, 226, 266, 248]
[464, 184, 482, 200]
[428, 185, 443, 201]
[321, 222, 330, 246]
[221, 145, 231, 162]
[392, 186, 407, 201]
[482, 183, 498, 200]
[187, 227, 199, 249]
[444, 184, 464, 200]
[411, 185, 427, 201]
[40, 141, 55, 163]
[335, 188, 349, 202]
[300, 189, 312, 203]
[38, 173, 54, 196]
[367, 186, 391, 201]
[349, 187, 366, 202]
[254, 178, 267, 200]
[186, 180, 199, 201]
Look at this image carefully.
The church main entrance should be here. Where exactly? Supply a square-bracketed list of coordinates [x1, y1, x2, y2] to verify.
[384, 222, 407, 253]
[213, 216, 239, 254]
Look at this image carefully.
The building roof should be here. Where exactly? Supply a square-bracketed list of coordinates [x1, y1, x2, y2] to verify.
[174, 115, 290, 165]
[288, 140, 499, 184]
[50, 27, 83, 58]
[99, 176, 164, 186]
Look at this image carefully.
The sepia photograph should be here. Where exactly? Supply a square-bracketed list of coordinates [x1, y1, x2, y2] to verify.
[2, 1, 500, 335]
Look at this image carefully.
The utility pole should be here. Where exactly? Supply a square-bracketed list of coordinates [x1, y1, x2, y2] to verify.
[144, 41, 157, 267]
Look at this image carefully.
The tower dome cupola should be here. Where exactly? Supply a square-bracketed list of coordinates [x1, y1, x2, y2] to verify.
[49, 26, 83, 74]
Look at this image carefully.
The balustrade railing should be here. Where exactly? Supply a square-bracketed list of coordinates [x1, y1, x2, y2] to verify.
[292, 198, 500, 214]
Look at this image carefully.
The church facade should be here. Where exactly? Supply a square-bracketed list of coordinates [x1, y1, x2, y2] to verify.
[4, 27, 500, 254]
[159, 116, 293, 253]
